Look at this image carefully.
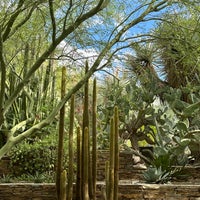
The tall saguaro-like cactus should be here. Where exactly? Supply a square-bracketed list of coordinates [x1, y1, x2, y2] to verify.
[106, 107, 119, 200]
[108, 117, 115, 200]
[76, 76, 97, 200]
[60, 170, 67, 200]
[83, 127, 89, 200]
[92, 78, 97, 200]
[114, 106, 119, 200]
[81, 61, 90, 200]
[76, 126, 82, 199]
[67, 94, 75, 200]
[56, 67, 66, 200]
[55, 64, 99, 200]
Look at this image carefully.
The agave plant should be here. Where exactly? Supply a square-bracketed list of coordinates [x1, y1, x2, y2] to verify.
[143, 167, 171, 183]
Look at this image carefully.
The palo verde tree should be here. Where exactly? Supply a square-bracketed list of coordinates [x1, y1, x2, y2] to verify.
[0, 0, 193, 159]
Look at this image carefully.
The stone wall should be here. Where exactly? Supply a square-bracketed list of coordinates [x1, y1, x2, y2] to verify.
[0, 151, 145, 180]
[0, 183, 56, 200]
[0, 156, 10, 176]
[0, 182, 200, 200]
[0, 151, 200, 199]
[97, 150, 145, 181]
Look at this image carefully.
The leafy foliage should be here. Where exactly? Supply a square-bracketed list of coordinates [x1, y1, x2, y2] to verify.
[9, 135, 57, 176]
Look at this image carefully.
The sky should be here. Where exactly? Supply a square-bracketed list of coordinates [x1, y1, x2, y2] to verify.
[56, 0, 181, 80]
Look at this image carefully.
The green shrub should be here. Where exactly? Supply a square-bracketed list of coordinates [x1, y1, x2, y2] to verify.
[9, 135, 57, 176]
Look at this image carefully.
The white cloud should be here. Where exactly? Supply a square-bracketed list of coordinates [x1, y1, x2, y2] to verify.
[57, 42, 99, 67]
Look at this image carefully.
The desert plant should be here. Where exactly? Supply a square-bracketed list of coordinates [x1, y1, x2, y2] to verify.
[106, 107, 119, 200]
[92, 78, 97, 200]
[0, 174, 13, 183]
[67, 95, 75, 200]
[143, 101, 200, 183]
[56, 67, 66, 200]
[143, 167, 173, 183]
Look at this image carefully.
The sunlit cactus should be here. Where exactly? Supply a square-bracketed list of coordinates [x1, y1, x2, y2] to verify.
[92, 78, 97, 200]
[67, 94, 75, 200]
[56, 67, 66, 200]
[60, 170, 67, 200]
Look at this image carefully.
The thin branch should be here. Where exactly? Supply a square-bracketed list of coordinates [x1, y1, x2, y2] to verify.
[10, 117, 34, 136]
[2, 0, 25, 41]
[48, 0, 56, 44]
[8, 5, 36, 39]
[107, 2, 151, 42]
[63, 0, 73, 31]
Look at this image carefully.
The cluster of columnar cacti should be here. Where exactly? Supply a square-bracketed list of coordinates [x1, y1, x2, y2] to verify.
[56, 62, 98, 200]
[56, 62, 119, 200]
[106, 106, 119, 200]
[77, 62, 97, 200]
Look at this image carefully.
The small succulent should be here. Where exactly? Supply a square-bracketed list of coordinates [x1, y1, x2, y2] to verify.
[143, 167, 171, 183]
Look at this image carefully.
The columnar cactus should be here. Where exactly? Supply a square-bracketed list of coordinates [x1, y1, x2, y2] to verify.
[108, 117, 115, 200]
[83, 127, 89, 200]
[76, 126, 82, 199]
[105, 160, 110, 200]
[114, 106, 119, 200]
[60, 170, 67, 200]
[92, 78, 97, 200]
[56, 63, 98, 200]
[81, 61, 90, 199]
[67, 94, 75, 200]
[106, 107, 119, 200]
[56, 67, 66, 200]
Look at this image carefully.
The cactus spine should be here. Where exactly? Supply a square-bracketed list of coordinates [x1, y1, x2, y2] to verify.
[92, 78, 97, 200]
[56, 67, 66, 200]
[67, 94, 75, 200]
